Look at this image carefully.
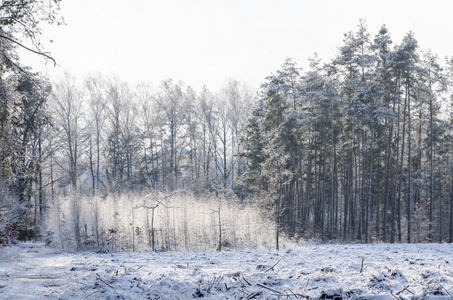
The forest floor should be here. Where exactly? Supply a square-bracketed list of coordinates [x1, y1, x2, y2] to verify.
[1, 242, 453, 299]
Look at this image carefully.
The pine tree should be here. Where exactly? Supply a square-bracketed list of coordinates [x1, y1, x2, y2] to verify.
[397, 32, 419, 243]
[418, 51, 444, 240]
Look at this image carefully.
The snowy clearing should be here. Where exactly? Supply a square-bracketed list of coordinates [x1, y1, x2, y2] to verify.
[1, 243, 453, 299]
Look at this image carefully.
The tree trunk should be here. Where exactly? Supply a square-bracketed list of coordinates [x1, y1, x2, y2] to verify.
[450, 163, 453, 243]
[429, 84, 434, 241]
[407, 80, 412, 244]
[397, 96, 407, 243]
[366, 131, 373, 244]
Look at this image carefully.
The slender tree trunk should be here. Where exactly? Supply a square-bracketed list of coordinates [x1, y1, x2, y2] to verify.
[397, 96, 407, 243]
[314, 142, 320, 232]
[276, 175, 282, 250]
[89, 137, 95, 196]
[330, 122, 336, 239]
[170, 121, 175, 190]
[306, 138, 313, 228]
[407, 81, 412, 244]
[352, 142, 358, 239]
[38, 129, 44, 224]
[383, 112, 394, 243]
[415, 110, 422, 209]
[217, 199, 222, 251]
[50, 147, 55, 201]
[96, 119, 101, 193]
[223, 126, 227, 190]
[344, 157, 350, 240]
[366, 131, 373, 244]
[438, 166, 442, 243]
[450, 163, 453, 243]
[429, 88, 434, 241]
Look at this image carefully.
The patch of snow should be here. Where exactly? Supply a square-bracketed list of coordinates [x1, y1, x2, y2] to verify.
[1, 243, 453, 299]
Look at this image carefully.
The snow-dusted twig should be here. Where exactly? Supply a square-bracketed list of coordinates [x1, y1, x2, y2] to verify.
[388, 291, 401, 300]
[440, 283, 453, 299]
[272, 293, 308, 299]
[96, 273, 113, 288]
[395, 285, 414, 296]
[206, 275, 220, 293]
[286, 288, 309, 299]
[85, 290, 102, 299]
[304, 279, 310, 289]
[246, 291, 261, 299]
[360, 256, 364, 273]
[265, 257, 286, 273]
[257, 283, 282, 294]
[241, 272, 252, 286]
[441, 261, 453, 278]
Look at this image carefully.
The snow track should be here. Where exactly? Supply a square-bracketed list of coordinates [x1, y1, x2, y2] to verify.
[1, 242, 453, 299]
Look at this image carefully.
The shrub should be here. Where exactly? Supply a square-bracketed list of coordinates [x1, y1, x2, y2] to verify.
[44, 191, 278, 252]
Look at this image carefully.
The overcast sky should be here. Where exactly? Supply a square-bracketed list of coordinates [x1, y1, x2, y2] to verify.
[20, 0, 453, 92]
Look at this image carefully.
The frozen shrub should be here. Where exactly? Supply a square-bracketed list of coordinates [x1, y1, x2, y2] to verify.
[44, 191, 279, 252]
[0, 219, 19, 246]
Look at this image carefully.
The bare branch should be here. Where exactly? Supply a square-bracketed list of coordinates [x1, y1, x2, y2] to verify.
[0, 33, 56, 66]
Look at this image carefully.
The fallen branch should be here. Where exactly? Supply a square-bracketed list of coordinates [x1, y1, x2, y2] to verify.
[265, 257, 286, 273]
[85, 290, 101, 298]
[96, 273, 114, 288]
[241, 272, 252, 286]
[246, 291, 261, 300]
[257, 283, 282, 294]
[272, 293, 309, 299]
[440, 283, 453, 299]
[285, 288, 309, 299]
[395, 285, 414, 296]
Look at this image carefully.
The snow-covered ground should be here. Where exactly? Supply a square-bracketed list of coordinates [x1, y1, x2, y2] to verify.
[1, 242, 453, 299]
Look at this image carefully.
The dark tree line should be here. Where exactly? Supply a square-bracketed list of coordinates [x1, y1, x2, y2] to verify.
[0, 0, 63, 242]
[241, 21, 453, 244]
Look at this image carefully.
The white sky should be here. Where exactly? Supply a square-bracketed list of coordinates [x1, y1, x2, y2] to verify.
[20, 0, 453, 92]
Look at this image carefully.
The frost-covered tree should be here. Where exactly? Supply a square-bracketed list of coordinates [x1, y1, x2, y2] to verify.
[221, 79, 253, 194]
[136, 82, 160, 189]
[84, 74, 107, 196]
[446, 56, 453, 243]
[302, 54, 341, 239]
[105, 77, 139, 193]
[51, 73, 86, 191]
[417, 51, 444, 241]
[240, 21, 453, 244]
[396, 32, 419, 242]
[0, 0, 62, 242]
[0, 0, 63, 68]
[156, 79, 188, 191]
